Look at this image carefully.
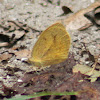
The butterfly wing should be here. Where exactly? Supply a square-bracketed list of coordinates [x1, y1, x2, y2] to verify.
[29, 23, 71, 67]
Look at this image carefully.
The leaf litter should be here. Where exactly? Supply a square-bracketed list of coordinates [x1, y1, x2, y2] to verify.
[0, 1, 100, 100]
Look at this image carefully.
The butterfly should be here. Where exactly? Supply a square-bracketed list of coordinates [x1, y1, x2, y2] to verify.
[28, 23, 71, 70]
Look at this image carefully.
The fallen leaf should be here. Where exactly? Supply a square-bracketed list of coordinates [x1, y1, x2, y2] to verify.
[78, 23, 93, 31]
[58, 6, 73, 16]
[0, 53, 13, 62]
[73, 64, 100, 82]
[15, 49, 31, 59]
[85, 6, 100, 26]
[62, 6, 72, 15]
[57, 2, 100, 30]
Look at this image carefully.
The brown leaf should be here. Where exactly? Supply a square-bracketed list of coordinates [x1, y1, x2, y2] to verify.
[78, 23, 93, 31]
[57, 2, 100, 30]
[73, 64, 100, 82]
[62, 6, 72, 15]
[56, 73, 100, 100]
[0, 53, 13, 62]
[15, 49, 31, 59]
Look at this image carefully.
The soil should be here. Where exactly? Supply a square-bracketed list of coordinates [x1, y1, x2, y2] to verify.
[0, 0, 100, 100]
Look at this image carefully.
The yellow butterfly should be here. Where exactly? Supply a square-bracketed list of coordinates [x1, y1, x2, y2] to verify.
[28, 23, 71, 69]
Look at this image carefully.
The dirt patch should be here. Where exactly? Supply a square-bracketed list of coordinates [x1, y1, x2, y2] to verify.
[0, 0, 100, 100]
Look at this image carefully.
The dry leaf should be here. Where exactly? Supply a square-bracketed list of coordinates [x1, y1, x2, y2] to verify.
[73, 64, 100, 82]
[57, 2, 100, 30]
[0, 53, 13, 62]
[60, 6, 73, 16]
[15, 49, 31, 59]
